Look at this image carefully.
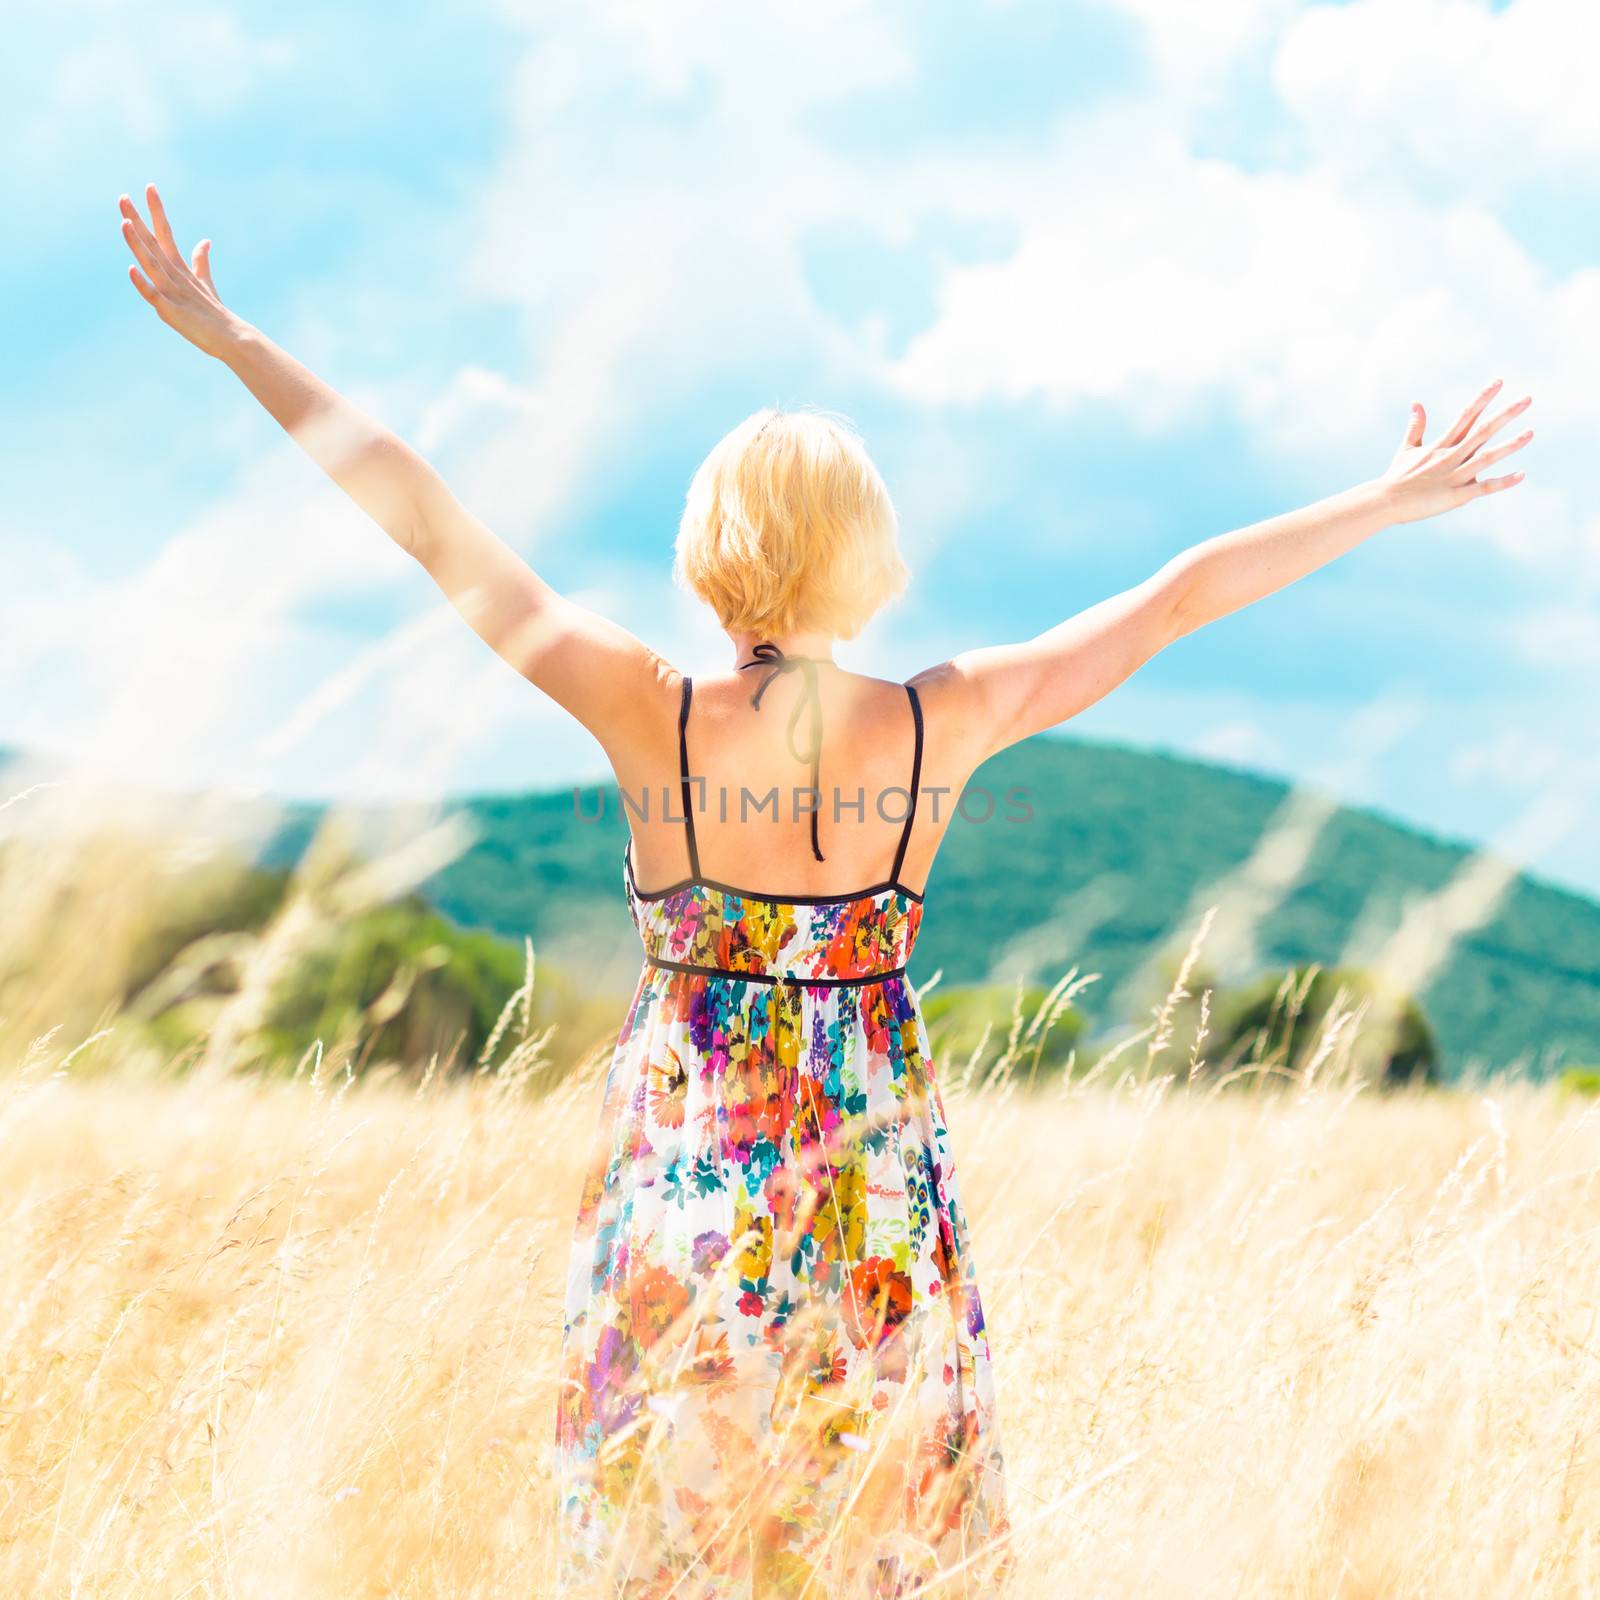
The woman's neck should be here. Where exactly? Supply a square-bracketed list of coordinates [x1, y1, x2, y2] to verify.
[726, 629, 838, 667]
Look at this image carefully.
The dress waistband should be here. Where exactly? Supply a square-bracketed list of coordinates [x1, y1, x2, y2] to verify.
[644, 954, 909, 989]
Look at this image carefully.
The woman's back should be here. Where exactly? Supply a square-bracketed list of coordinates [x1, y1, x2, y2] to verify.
[622, 656, 953, 903]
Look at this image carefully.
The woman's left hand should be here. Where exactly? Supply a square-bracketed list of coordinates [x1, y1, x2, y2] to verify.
[118, 183, 244, 361]
[1378, 378, 1533, 524]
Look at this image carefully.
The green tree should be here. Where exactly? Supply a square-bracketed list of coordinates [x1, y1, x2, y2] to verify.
[1201, 963, 1438, 1087]
[259, 897, 527, 1068]
[922, 979, 1085, 1083]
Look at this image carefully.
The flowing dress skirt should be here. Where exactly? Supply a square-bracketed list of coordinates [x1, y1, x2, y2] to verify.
[555, 961, 1011, 1597]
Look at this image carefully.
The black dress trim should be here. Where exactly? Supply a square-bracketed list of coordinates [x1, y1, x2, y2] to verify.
[644, 954, 909, 988]
[624, 841, 926, 907]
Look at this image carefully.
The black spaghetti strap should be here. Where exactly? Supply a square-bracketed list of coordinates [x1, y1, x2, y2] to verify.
[889, 682, 923, 885]
[678, 675, 701, 879]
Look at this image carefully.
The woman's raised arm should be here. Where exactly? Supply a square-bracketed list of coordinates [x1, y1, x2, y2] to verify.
[916, 379, 1533, 769]
[118, 184, 673, 752]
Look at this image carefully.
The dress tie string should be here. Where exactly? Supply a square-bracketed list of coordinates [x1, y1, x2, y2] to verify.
[738, 642, 827, 862]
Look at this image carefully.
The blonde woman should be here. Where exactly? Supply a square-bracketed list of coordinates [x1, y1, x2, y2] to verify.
[120, 184, 1532, 1595]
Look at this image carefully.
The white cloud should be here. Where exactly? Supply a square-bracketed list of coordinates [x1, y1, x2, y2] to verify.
[468, 1, 914, 381]
[849, 0, 1600, 602]
[1451, 726, 1599, 790]
[882, 96, 1600, 599]
[20, 6, 295, 167]
[3, 446, 456, 790]
[1190, 717, 1284, 771]
[1275, 0, 1600, 193]
[888, 115, 1568, 433]
[1505, 602, 1600, 671]
[1107, 0, 1302, 101]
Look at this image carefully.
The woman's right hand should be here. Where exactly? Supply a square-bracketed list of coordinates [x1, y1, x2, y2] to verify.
[119, 182, 244, 361]
[1376, 378, 1533, 525]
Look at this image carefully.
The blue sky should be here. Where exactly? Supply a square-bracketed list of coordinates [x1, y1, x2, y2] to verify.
[6, 0, 1599, 897]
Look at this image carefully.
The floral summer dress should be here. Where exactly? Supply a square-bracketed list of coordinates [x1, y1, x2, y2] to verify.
[556, 665, 1011, 1597]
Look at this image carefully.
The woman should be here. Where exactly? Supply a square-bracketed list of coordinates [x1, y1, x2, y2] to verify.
[120, 184, 1531, 1596]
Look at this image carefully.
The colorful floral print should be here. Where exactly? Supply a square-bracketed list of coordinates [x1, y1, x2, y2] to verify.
[554, 854, 1011, 1596]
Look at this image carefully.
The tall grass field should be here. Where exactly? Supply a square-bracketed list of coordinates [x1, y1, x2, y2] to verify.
[7, 1046, 1600, 1594]
[5, 796, 1600, 1596]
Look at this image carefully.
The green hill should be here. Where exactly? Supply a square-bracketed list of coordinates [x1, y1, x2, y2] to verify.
[302, 734, 1600, 1083]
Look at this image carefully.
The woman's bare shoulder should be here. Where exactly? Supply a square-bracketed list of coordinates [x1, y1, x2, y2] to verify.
[904, 656, 996, 774]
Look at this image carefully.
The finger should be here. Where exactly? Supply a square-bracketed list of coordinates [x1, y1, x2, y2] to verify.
[1474, 470, 1525, 495]
[145, 182, 184, 267]
[127, 262, 161, 307]
[118, 197, 178, 285]
[1452, 395, 1532, 464]
[1439, 378, 1503, 447]
[121, 216, 176, 289]
[190, 238, 216, 291]
[117, 192, 159, 252]
[119, 193, 184, 286]
[1403, 401, 1426, 449]
[1452, 429, 1532, 480]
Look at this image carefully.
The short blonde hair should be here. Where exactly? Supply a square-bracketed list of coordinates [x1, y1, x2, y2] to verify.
[673, 407, 910, 640]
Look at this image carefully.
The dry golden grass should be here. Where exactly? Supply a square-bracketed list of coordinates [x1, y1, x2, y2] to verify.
[6, 1047, 1600, 1597]
[6, 785, 1599, 1595]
